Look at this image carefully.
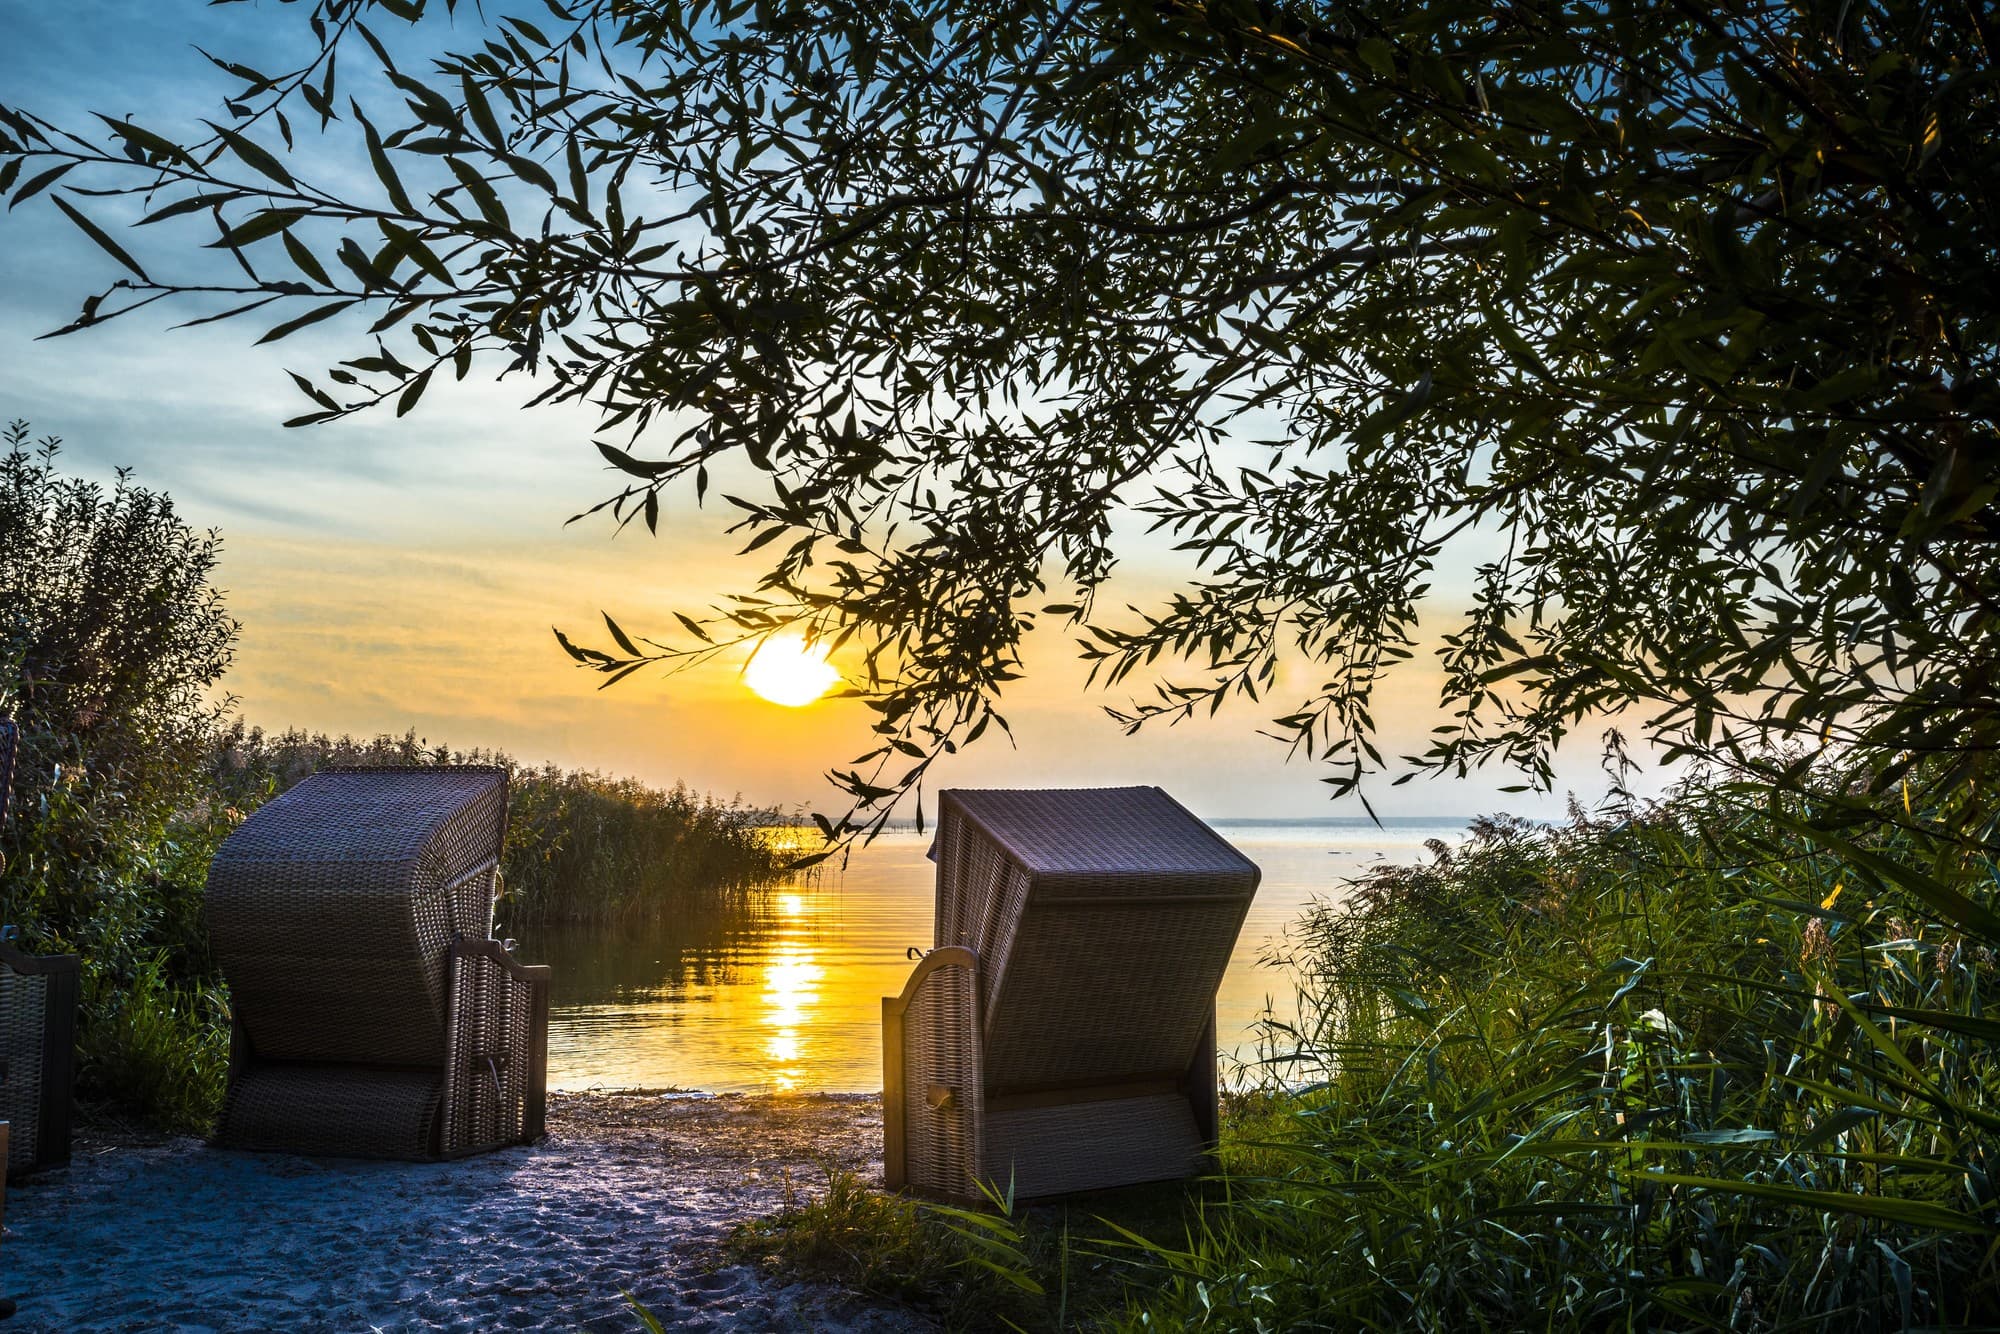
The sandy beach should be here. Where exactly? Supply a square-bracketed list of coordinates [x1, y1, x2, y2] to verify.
[2, 1092, 923, 1332]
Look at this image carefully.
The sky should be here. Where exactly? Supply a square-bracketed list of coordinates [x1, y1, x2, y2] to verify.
[0, 2, 1659, 821]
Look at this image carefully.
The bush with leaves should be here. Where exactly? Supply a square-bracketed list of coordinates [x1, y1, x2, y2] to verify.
[0, 419, 239, 1129]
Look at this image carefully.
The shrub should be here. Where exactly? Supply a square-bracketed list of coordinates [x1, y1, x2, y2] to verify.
[74, 954, 230, 1135]
[1113, 767, 2000, 1330]
[727, 1168, 1137, 1333]
[0, 419, 239, 1127]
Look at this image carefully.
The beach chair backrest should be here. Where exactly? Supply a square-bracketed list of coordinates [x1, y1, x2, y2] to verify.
[205, 767, 507, 1067]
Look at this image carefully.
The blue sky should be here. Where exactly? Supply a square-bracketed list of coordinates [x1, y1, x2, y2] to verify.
[0, 1, 1652, 820]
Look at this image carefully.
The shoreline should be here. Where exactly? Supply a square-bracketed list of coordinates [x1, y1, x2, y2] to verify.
[4, 1090, 923, 1332]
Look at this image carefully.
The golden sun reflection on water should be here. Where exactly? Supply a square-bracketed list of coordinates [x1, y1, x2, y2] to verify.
[760, 891, 825, 1092]
[525, 822, 1473, 1095]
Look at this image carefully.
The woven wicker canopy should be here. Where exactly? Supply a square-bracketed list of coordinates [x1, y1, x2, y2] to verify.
[210, 765, 508, 867]
[935, 786, 1259, 883]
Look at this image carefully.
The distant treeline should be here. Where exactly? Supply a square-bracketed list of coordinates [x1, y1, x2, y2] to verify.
[205, 724, 794, 924]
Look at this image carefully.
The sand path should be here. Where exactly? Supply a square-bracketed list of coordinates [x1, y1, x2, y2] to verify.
[1, 1092, 922, 1332]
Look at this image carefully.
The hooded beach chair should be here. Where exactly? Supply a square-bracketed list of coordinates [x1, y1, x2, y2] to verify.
[204, 766, 550, 1159]
[883, 787, 1261, 1201]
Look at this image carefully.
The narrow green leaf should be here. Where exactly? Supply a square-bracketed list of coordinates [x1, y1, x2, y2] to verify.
[256, 299, 357, 344]
[94, 114, 187, 165]
[595, 440, 668, 477]
[210, 207, 307, 249]
[51, 193, 148, 280]
[281, 230, 333, 286]
[355, 103, 415, 214]
[396, 367, 432, 417]
[502, 151, 557, 195]
[11, 160, 79, 208]
[207, 122, 294, 186]
[446, 156, 506, 228]
[461, 73, 505, 147]
[602, 612, 640, 657]
[138, 191, 243, 225]
[1630, 1171, 1995, 1235]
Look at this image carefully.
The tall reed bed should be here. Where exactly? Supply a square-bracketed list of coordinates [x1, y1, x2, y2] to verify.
[203, 724, 792, 923]
[1111, 772, 1999, 1329]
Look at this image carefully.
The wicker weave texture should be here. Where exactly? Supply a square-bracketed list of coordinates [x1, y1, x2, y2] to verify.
[898, 953, 982, 1200]
[219, 1065, 442, 1159]
[933, 827, 1031, 998]
[0, 939, 79, 1178]
[0, 970, 45, 1175]
[938, 787, 1258, 882]
[983, 1095, 1205, 1198]
[983, 901, 1246, 1090]
[206, 768, 503, 1066]
[889, 787, 1260, 1201]
[206, 767, 546, 1160]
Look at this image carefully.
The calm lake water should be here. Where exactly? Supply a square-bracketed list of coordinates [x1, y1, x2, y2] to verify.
[513, 818, 1468, 1094]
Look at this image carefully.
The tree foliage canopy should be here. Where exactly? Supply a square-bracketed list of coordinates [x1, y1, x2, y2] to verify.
[3, 0, 1995, 835]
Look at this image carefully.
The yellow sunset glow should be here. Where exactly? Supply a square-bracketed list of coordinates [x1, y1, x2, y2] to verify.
[742, 629, 841, 707]
[762, 936, 823, 1093]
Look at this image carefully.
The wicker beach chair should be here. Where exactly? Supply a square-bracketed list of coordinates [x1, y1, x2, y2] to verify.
[205, 766, 550, 1160]
[1, 717, 81, 1183]
[883, 787, 1261, 1201]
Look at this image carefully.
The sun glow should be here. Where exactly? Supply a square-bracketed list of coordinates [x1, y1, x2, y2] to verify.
[741, 629, 841, 707]
[762, 937, 824, 1093]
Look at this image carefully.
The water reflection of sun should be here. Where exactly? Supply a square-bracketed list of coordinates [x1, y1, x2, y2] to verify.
[760, 892, 822, 1092]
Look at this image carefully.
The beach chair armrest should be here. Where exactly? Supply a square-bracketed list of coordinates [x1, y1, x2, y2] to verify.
[882, 946, 980, 1195]
[445, 938, 551, 1151]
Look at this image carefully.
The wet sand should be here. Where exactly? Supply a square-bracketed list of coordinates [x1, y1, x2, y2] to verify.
[1, 1091, 923, 1332]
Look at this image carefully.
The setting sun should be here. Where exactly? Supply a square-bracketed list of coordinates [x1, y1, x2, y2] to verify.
[741, 629, 841, 707]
